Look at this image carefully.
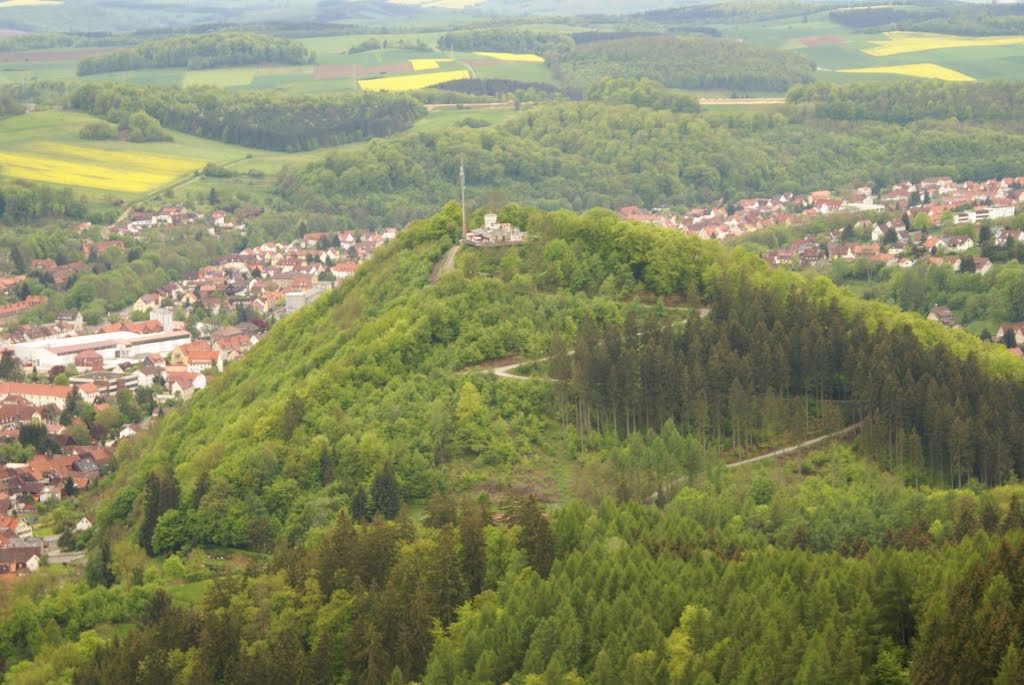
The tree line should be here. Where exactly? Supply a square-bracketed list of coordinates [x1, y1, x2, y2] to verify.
[830, 1, 1024, 36]
[76, 32, 314, 76]
[548, 35, 816, 94]
[15, 454, 1024, 684]
[275, 98, 1024, 226]
[436, 28, 573, 55]
[563, 270, 1024, 487]
[68, 82, 426, 152]
[788, 81, 1024, 124]
[0, 180, 88, 225]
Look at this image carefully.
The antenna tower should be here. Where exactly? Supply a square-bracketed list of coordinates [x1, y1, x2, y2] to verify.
[460, 157, 467, 236]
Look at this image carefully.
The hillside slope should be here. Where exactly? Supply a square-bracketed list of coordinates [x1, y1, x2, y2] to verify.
[7, 204, 1024, 684]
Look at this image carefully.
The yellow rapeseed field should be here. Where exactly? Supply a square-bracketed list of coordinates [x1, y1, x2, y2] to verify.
[409, 58, 453, 71]
[0, 0, 62, 7]
[838, 63, 976, 82]
[387, 0, 483, 7]
[472, 51, 545, 62]
[0, 142, 199, 193]
[863, 31, 1024, 57]
[359, 69, 471, 92]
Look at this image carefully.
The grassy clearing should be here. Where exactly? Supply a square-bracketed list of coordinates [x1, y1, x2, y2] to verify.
[472, 51, 544, 62]
[864, 31, 1024, 57]
[166, 579, 214, 606]
[471, 61, 554, 83]
[81, 67, 186, 87]
[182, 67, 257, 87]
[412, 107, 518, 130]
[301, 37, 444, 64]
[838, 62, 975, 82]
[360, 69, 470, 91]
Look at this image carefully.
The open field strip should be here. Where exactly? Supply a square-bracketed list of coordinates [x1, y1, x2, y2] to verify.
[0, 0, 61, 7]
[838, 62, 975, 81]
[183, 67, 257, 87]
[0, 150, 196, 192]
[359, 68, 469, 91]
[472, 51, 544, 62]
[864, 31, 1024, 56]
[409, 58, 452, 71]
[387, 0, 482, 6]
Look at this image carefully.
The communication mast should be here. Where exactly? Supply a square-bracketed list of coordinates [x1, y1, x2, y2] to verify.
[460, 157, 467, 237]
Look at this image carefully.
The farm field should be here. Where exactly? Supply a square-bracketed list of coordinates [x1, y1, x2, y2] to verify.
[0, 0, 62, 6]
[838, 62, 975, 82]
[719, 11, 1024, 82]
[359, 68, 470, 91]
[863, 31, 1024, 57]
[471, 51, 545, 62]
[0, 143, 198, 192]
[0, 105, 524, 203]
[0, 110, 265, 197]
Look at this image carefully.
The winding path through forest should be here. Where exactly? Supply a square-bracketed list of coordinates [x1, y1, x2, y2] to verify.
[725, 421, 863, 468]
[430, 245, 461, 283]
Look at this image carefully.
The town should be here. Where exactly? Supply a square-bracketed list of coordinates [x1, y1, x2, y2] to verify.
[620, 175, 1024, 331]
[0, 204, 397, 578]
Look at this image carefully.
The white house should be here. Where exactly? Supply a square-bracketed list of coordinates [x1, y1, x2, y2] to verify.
[73, 517, 92, 533]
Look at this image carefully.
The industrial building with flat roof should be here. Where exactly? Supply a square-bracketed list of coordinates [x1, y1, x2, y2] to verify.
[12, 330, 191, 372]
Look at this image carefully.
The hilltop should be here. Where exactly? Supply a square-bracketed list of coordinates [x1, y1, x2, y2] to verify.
[5, 204, 1024, 683]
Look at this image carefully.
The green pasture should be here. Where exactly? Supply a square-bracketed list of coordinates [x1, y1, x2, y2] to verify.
[720, 11, 1024, 82]
[0, 58, 75, 82]
[412, 107, 518, 131]
[471, 60, 554, 84]
[0, 110, 251, 163]
[183, 67, 258, 87]
[166, 579, 214, 606]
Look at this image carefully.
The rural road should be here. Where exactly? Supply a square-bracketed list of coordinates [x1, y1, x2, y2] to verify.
[42, 535, 87, 565]
[698, 98, 786, 105]
[490, 356, 555, 380]
[482, 311, 704, 381]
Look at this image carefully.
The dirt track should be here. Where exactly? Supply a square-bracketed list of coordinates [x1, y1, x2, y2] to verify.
[0, 48, 114, 62]
[699, 97, 786, 106]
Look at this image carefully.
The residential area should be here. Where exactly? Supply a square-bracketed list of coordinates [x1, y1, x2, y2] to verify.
[621, 175, 1024, 343]
[0, 204, 398, 579]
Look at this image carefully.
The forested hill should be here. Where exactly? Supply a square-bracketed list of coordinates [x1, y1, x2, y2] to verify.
[67, 82, 425, 152]
[277, 91, 1024, 226]
[7, 205, 1024, 682]
[17, 204, 1023, 684]
[76, 32, 313, 76]
[100, 205, 1024, 560]
[547, 35, 816, 94]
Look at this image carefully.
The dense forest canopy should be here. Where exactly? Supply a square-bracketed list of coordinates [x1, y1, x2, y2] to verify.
[788, 81, 1024, 124]
[74, 205, 1024, 564]
[830, 1, 1024, 35]
[547, 35, 816, 94]
[638, 1, 823, 26]
[436, 28, 574, 56]
[0, 180, 88, 225]
[76, 32, 314, 76]
[68, 82, 425, 152]
[6, 205, 1024, 683]
[276, 97, 1024, 226]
